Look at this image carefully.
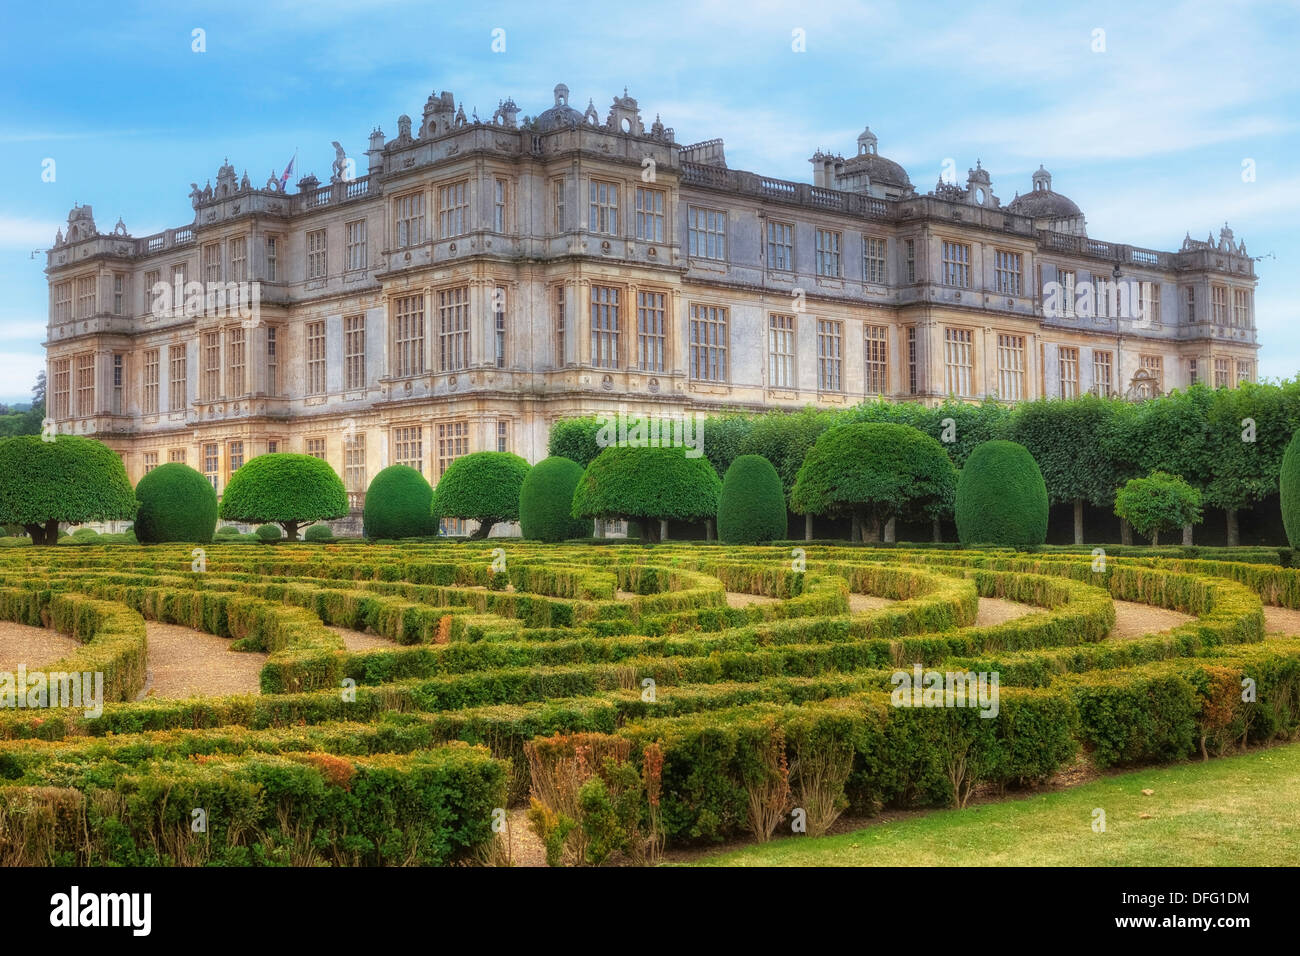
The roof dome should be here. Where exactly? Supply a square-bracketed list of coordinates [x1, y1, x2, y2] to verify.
[1007, 166, 1082, 219]
[535, 83, 584, 131]
[839, 151, 912, 189]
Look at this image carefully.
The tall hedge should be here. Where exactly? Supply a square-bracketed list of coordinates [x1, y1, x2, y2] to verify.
[571, 446, 722, 542]
[218, 453, 348, 541]
[134, 462, 218, 544]
[717, 455, 787, 543]
[519, 456, 590, 542]
[790, 423, 956, 540]
[363, 465, 436, 540]
[0, 435, 137, 545]
[954, 440, 1049, 548]
[1277, 431, 1300, 548]
[432, 452, 530, 539]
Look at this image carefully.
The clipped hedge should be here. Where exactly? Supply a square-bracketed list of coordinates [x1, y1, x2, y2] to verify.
[955, 440, 1048, 548]
[717, 455, 787, 544]
[519, 457, 590, 542]
[134, 463, 218, 544]
[363, 464, 436, 540]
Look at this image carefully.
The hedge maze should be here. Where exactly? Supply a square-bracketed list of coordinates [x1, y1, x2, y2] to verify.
[1, 541, 1299, 866]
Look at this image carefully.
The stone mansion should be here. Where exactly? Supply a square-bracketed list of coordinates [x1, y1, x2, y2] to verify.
[44, 82, 1259, 516]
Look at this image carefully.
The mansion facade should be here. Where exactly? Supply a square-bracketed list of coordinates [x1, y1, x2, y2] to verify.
[43, 82, 1260, 518]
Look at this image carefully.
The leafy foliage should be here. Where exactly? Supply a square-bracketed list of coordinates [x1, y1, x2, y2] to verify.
[1009, 395, 1133, 508]
[572, 446, 722, 540]
[134, 463, 218, 544]
[717, 455, 788, 543]
[217, 453, 348, 541]
[1280, 432, 1300, 548]
[1114, 471, 1204, 545]
[432, 452, 531, 540]
[790, 423, 956, 534]
[519, 456, 590, 542]
[363, 464, 436, 540]
[954, 440, 1050, 548]
[0, 435, 136, 544]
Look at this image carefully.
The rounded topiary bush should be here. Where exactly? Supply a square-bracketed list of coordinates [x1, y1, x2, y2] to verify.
[303, 523, 334, 542]
[572, 446, 722, 543]
[134, 463, 218, 544]
[1282, 432, 1300, 548]
[0, 435, 137, 545]
[954, 440, 1049, 548]
[717, 454, 787, 543]
[432, 452, 531, 540]
[217, 453, 348, 541]
[255, 523, 283, 541]
[362, 465, 436, 540]
[519, 456, 590, 542]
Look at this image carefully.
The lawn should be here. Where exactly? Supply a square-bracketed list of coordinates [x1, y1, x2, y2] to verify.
[694, 741, 1300, 866]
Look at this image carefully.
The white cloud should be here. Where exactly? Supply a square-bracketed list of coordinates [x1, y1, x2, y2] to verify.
[0, 217, 60, 249]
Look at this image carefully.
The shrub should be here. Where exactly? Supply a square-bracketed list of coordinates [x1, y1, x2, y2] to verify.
[303, 524, 334, 542]
[217, 454, 348, 541]
[548, 418, 604, 469]
[572, 446, 722, 542]
[1114, 471, 1204, 546]
[134, 463, 218, 544]
[216, 524, 242, 537]
[432, 452, 530, 540]
[954, 440, 1049, 548]
[791, 423, 956, 541]
[1281, 431, 1300, 548]
[0, 435, 136, 545]
[717, 455, 787, 543]
[363, 465, 436, 540]
[255, 524, 283, 541]
[519, 457, 590, 542]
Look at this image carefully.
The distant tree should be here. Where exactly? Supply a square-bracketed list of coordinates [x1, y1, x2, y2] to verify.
[548, 417, 604, 469]
[0, 435, 136, 545]
[1203, 382, 1291, 547]
[572, 446, 721, 542]
[791, 423, 956, 542]
[432, 451, 530, 539]
[217, 453, 348, 541]
[1114, 471, 1203, 546]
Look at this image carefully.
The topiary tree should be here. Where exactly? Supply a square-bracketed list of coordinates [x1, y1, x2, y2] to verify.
[432, 452, 530, 539]
[0, 435, 137, 545]
[217, 453, 348, 541]
[1281, 431, 1300, 548]
[519, 456, 590, 542]
[954, 440, 1050, 548]
[717, 454, 787, 543]
[362, 464, 436, 540]
[303, 524, 334, 542]
[255, 523, 283, 541]
[134, 462, 218, 544]
[1114, 471, 1204, 546]
[572, 446, 722, 543]
[790, 423, 956, 542]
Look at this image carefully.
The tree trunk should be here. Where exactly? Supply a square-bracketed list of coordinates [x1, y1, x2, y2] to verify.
[44, 519, 60, 546]
[705, 518, 714, 542]
[850, 514, 862, 543]
[1226, 508, 1240, 548]
[24, 523, 44, 546]
[804, 513, 813, 542]
[1073, 498, 1085, 545]
[659, 518, 669, 542]
[283, 520, 301, 541]
[595, 518, 605, 539]
[883, 516, 897, 544]
[1151, 529, 1159, 547]
[932, 517, 942, 543]
[865, 514, 882, 544]
[469, 519, 496, 541]
[1182, 522, 1193, 546]
[641, 518, 659, 543]
[1120, 518, 1133, 546]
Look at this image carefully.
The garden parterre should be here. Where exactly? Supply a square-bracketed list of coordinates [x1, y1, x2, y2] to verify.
[0, 541, 1298, 865]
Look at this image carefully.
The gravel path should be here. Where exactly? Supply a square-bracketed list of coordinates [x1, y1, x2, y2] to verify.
[1107, 599, 1193, 640]
[724, 591, 779, 608]
[1264, 606, 1300, 636]
[975, 597, 1043, 627]
[849, 593, 896, 612]
[327, 625, 399, 651]
[0, 621, 83, 671]
[140, 622, 266, 699]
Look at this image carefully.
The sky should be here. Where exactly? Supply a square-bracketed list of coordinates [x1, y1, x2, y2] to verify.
[0, 0, 1297, 404]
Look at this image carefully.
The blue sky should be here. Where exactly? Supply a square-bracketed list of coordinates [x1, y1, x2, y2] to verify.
[1, 0, 1296, 404]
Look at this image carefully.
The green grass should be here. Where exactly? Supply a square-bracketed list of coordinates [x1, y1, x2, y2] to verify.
[694, 741, 1300, 866]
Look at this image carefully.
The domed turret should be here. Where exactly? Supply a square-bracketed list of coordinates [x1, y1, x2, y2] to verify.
[535, 83, 584, 132]
[1008, 165, 1086, 234]
[813, 124, 914, 199]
